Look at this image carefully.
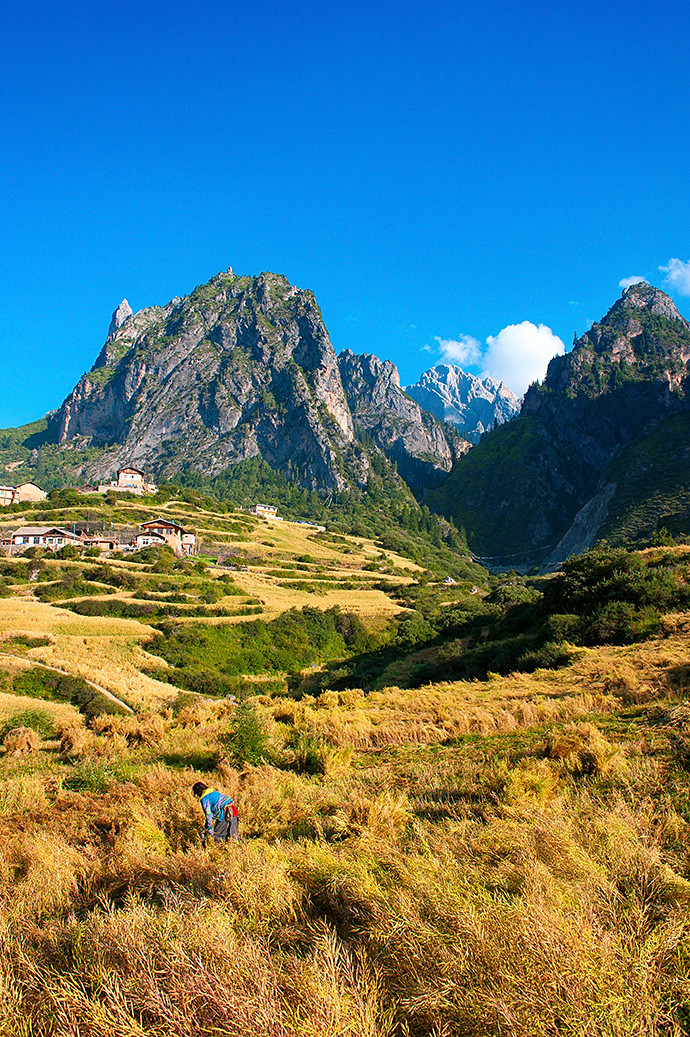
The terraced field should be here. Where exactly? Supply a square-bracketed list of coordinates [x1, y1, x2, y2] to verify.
[2, 498, 690, 1035]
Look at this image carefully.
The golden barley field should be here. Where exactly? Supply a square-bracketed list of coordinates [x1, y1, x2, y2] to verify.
[0, 505, 689, 1035]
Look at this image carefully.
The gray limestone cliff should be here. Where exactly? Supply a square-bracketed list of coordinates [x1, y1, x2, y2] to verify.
[338, 350, 454, 487]
[48, 269, 455, 493]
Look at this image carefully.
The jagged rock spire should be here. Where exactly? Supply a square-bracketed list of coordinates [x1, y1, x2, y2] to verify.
[107, 299, 133, 341]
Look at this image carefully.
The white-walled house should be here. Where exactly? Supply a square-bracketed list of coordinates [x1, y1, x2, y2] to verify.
[138, 519, 197, 556]
[98, 467, 157, 496]
[134, 531, 168, 550]
[10, 526, 82, 551]
[248, 503, 279, 518]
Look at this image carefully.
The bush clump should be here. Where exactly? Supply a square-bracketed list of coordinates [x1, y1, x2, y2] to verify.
[0, 708, 56, 741]
[10, 668, 129, 719]
[226, 702, 271, 766]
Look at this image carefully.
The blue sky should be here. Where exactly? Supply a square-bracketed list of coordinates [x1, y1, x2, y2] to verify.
[2, 0, 690, 425]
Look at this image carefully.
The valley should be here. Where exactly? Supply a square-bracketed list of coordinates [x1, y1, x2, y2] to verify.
[0, 488, 689, 1034]
[0, 272, 689, 1035]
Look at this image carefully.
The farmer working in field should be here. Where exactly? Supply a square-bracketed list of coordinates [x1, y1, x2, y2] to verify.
[192, 781, 239, 844]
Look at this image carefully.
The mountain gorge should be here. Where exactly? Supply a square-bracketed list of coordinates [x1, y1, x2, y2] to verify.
[431, 282, 690, 561]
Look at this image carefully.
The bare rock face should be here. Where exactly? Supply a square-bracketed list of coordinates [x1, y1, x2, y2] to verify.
[106, 299, 133, 342]
[338, 350, 454, 487]
[404, 365, 520, 440]
[49, 270, 453, 493]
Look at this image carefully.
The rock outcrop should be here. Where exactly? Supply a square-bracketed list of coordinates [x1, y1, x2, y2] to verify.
[48, 270, 455, 493]
[338, 350, 454, 487]
[404, 365, 519, 439]
[106, 299, 133, 342]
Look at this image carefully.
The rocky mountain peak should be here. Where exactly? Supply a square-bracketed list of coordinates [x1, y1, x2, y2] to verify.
[404, 364, 520, 440]
[47, 269, 456, 495]
[339, 349, 401, 395]
[525, 283, 690, 407]
[106, 299, 133, 341]
[338, 350, 454, 487]
[617, 281, 686, 322]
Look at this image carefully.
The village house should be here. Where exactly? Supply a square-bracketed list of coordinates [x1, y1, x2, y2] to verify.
[0, 482, 47, 506]
[14, 482, 47, 502]
[248, 503, 280, 519]
[134, 530, 168, 551]
[9, 526, 82, 552]
[98, 467, 158, 496]
[138, 519, 197, 556]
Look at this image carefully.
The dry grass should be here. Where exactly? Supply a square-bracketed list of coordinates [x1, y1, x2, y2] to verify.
[1, 517, 690, 1033]
[0, 598, 177, 710]
[0, 684, 689, 1036]
[270, 634, 690, 753]
[229, 574, 409, 621]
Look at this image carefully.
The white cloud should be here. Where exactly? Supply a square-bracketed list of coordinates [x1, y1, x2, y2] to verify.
[659, 258, 690, 295]
[482, 322, 565, 396]
[433, 334, 481, 365]
[619, 275, 646, 289]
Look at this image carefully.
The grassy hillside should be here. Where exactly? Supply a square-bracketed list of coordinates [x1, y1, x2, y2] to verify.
[0, 496, 485, 707]
[1, 502, 690, 1034]
[427, 416, 590, 562]
[598, 412, 690, 546]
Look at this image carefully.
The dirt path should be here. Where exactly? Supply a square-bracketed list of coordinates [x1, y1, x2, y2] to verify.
[0, 652, 135, 714]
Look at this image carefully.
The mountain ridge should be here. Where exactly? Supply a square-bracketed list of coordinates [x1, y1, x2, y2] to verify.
[430, 282, 690, 562]
[8, 269, 461, 498]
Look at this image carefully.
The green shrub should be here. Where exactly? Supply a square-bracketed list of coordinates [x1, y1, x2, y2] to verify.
[4, 635, 52, 651]
[226, 702, 270, 766]
[286, 727, 326, 775]
[55, 545, 80, 560]
[544, 614, 582, 642]
[145, 606, 359, 676]
[11, 667, 129, 718]
[63, 761, 119, 793]
[34, 575, 116, 602]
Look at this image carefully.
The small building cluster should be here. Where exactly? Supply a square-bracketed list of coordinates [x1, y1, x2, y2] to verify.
[0, 467, 158, 508]
[1, 518, 197, 557]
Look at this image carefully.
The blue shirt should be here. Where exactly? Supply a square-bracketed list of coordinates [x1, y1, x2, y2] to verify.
[200, 789, 235, 834]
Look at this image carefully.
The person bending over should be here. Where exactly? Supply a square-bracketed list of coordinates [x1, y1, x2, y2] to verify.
[192, 781, 239, 843]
